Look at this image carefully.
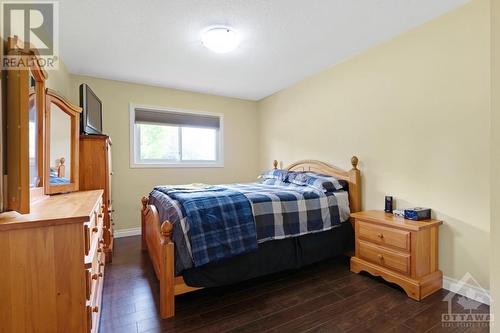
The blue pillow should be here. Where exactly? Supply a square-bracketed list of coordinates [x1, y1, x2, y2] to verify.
[258, 169, 288, 182]
[260, 178, 289, 186]
[288, 172, 344, 192]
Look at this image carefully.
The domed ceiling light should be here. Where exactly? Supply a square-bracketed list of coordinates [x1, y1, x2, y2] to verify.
[201, 27, 240, 54]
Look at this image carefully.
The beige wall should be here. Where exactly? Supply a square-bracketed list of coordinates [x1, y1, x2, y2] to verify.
[46, 60, 72, 99]
[69, 76, 259, 230]
[258, 0, 490, 287]
[491, 0, 499, 328]
[47, 0, 492, 293]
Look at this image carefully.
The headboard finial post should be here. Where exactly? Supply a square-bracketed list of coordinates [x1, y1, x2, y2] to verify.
[273, 160, 278, 169]
[160, 221, 174, 243]
[57, 157, 66, 178]
[351, 156, 359, 170]
[141, 196, 149, 211]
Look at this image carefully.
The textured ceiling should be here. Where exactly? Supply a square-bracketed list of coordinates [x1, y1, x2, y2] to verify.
[60, 0, 470, 100]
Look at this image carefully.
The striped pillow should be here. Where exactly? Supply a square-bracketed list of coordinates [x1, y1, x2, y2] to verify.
[258, 169, 289, 182]
[288, 172, 343, 192]
[260, 178, 289, 186]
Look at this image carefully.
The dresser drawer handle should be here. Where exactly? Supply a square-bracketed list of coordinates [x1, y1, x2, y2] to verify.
[99, 262, 105, 267]
[92, 272, 103, 280]
[92, 306, 99, 313]
[84, 226, 90, 255]
[98, 213, 103, 218]
[378, 254, 384, 260]
[92, 227, 98, 233]
[377, 233, 384, 239]
[97, 248, 103, 253]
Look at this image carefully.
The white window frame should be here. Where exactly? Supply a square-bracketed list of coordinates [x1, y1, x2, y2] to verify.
[129, 103, 224, 168]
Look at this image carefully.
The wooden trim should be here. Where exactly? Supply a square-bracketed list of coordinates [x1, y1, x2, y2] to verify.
[46, 89, 82, 114]
[6, 56, 30, 213]
[5, 36, 48, 212]
[6, 36, 48, 80]
[285, 156, 362, 213]
[140, 156, 359, 318]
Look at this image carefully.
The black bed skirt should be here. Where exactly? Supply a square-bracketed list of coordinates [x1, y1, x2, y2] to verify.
[182, 221, 354, 288]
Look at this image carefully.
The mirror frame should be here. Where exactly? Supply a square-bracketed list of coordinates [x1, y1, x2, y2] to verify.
[44, 89, 82, 195]
[5, 36, 48, 213]
[28, 63, 48, 201]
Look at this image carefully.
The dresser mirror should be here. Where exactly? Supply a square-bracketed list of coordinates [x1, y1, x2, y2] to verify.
[44, 89, 82, 195]
[28, 89, 39, 188]
[49, 104, 71, 185]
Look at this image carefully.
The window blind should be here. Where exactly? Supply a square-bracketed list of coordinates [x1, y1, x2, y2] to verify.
[135, 108, 220, 129]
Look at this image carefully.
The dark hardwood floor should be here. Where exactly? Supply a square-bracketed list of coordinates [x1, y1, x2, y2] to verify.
[100, 236, 490, 333]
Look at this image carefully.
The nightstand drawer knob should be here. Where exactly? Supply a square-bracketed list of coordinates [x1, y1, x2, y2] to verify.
[377, 233, 384, 239]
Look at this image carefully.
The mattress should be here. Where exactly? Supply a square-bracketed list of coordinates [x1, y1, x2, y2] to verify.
[149, 182, 351, 274]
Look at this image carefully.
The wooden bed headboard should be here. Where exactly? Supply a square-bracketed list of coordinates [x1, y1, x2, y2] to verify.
[274, 156, 361, 213]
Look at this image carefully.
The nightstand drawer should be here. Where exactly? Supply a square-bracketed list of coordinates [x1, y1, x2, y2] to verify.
[358, 221, 410, 251]
[358, 240, 410, 275]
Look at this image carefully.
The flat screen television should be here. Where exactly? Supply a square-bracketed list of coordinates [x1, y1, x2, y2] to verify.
[79, 84, 103, 135]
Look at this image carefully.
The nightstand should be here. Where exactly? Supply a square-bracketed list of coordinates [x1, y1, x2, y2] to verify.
[350, 210, 443, 301]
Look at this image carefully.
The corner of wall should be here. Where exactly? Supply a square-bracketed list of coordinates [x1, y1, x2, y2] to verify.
[490, 0, 499, 329]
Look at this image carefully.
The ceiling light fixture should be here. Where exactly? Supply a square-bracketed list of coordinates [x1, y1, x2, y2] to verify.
[201, 27, 240, 54]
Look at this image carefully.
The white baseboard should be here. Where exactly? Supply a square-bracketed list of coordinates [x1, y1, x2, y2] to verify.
[114, 227, 142, 238]
[443, 275, 491, 305]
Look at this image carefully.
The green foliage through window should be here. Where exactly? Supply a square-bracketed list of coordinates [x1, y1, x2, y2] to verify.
[137, 123, 217, 162]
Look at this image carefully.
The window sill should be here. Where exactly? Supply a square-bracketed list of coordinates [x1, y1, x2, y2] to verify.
[130, 162, 224, 168]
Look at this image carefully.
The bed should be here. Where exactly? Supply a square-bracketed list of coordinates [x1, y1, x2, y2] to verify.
[141, 157, 361, 318]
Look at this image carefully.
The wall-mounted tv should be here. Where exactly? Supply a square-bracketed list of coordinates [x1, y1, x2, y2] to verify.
[79, 84, 103, 135]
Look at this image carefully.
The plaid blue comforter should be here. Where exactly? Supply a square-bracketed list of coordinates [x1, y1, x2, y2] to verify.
[150, 182, 345, 273]
[154, 186, 257, 267]
[225, 183, 341, 241]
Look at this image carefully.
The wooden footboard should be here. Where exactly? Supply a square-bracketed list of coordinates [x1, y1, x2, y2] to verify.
[141, 197, 200, 319]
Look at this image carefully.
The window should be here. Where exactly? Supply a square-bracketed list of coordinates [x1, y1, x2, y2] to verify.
[130, 105, 223, 167]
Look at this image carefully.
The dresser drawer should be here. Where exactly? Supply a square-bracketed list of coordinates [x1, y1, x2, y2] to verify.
[358, 240, 410, 275]
[358, 221, 410, 251]
[84, 200, 104, 256]
[87, 260, 105, 333]
[86, 247, 105, 301]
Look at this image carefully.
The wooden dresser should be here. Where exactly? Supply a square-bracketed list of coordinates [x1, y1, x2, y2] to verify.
[350, 210, 443, 301]
[79, 135, 114, 263]
[0, 190, 105, 333]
